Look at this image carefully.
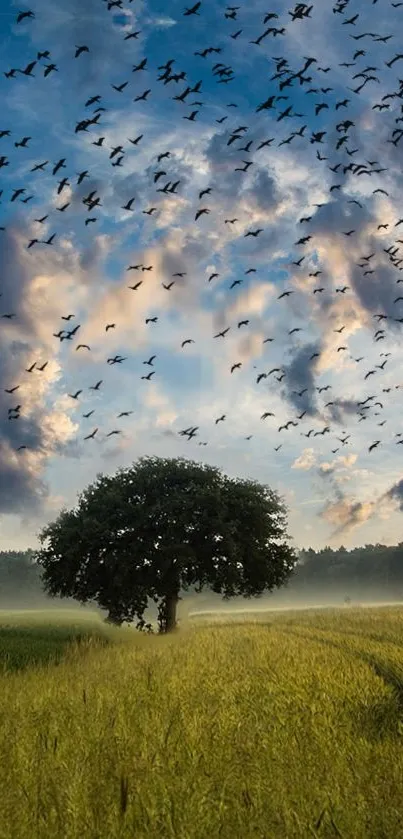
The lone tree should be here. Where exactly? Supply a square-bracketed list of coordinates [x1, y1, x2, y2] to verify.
[35, 456, 297, 633]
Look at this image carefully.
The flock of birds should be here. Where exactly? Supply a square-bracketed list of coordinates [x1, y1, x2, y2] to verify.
[1, 0, 403, 463]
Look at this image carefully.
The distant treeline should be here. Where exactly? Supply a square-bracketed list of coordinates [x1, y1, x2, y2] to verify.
[0, 550, 79, 608]
[290, 543, 403, 600]
[0, 543, 402, 608]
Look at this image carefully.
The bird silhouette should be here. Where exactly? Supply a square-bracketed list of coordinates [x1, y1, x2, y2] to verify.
[75, 45, 89, 58]
[122, 198, 135, 212]
[19, 61, 36, 77]
[52, 159, 66, 177]
[195, 208, 210, 220]
[16, 10, 35, 23]
[184, 110, 199, 121]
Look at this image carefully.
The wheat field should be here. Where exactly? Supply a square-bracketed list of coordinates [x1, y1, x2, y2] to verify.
[1, 605, 402, 838]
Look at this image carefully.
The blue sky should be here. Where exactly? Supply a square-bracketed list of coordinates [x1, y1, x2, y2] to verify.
[1, 0, 403, 553]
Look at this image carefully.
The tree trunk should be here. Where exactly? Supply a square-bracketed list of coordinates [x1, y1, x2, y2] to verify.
[166, 591, 179, 632]
[105, 610, 123, 626]
[158, 591, 179, 633]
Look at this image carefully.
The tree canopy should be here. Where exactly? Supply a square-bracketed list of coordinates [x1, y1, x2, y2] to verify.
[35, 456, 297, 632]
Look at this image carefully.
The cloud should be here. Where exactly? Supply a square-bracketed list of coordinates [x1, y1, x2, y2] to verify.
[145, 16, 177, 28]
[292, 448, 316, 471]
[338, 454, 357, 469]
[321, 496, 377, 539]
[318, 461, 335, 475]
[282, 342, 322, 417]
[316, 449, 380, 539]
[381, 478, 403, 513]
[141, 381, 179, 428]
[0, 226, 84, 513]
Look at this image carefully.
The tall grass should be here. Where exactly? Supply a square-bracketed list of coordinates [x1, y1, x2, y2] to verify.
[0, 606, 403, 838]
[0, 609, 112, 673]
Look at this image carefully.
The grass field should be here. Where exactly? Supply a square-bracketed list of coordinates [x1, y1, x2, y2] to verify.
[0, 609, 113, 673]
[1, 605, 403, 839]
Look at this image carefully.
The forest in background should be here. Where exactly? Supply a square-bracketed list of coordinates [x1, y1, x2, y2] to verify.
[1, 543, 402, 611]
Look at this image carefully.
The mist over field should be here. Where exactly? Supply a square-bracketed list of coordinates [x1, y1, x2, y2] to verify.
[2, 544, 402, 629]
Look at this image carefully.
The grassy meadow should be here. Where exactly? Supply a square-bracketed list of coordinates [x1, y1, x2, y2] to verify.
[1, 605, 403, 838]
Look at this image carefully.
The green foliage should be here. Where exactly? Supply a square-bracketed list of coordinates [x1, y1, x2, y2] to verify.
[34, 456, 296, 632]
[0, 606, 403, 837]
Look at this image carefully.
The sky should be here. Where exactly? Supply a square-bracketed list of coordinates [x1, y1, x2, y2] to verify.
[0, 0, 403, 553]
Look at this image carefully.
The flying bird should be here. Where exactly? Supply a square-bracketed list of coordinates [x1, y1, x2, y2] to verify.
[16, 10, 35, 23]
[75, 45, 89, 58]
[184, 2, 201, 14]
[195, 208, 210, 220]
